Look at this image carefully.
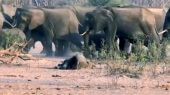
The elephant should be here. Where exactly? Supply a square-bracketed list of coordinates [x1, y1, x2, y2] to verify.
[39, 6, 96, 52]
[80, 7, 117, 51]
[114, 7, 170, 52]
[82, 7, 164, 53]
[13, 7, 84, 56]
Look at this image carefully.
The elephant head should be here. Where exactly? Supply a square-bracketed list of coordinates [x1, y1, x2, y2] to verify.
[14, 8, 45, 32]
[163, 8, 170, 39]
[13, 8, 32, 31]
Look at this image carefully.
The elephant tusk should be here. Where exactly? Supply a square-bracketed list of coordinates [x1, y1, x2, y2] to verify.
[80, 27, 89, 36]
[158, 29, 168, 35]
[80, 31, 87, 36]
[4, 19, 16, 28]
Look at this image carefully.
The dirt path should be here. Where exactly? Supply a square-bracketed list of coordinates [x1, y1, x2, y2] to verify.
[0, 57, 170, 95]
[0, 42, 170, 95]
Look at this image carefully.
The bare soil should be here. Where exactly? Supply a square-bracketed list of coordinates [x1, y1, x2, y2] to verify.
[0, 42, 170, 95]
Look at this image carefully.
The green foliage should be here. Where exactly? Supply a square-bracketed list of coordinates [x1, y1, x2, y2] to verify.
[0, 29, 25, 50]
[83, 39, 121, 60]
[128, 41, 167, 63]
[84, 38, 167, 63]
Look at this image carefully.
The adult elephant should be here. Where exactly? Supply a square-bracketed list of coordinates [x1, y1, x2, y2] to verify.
[80, 7, 117, 51]
[13, 7, 84, 56]
[81, 7, 161, 53]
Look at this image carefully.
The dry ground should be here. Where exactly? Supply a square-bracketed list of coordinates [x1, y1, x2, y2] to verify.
[0, 42, 170, 95]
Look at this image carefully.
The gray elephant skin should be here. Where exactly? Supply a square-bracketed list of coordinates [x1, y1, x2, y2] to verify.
[13, 7, 84, 56]
[81, 7, 170, 53]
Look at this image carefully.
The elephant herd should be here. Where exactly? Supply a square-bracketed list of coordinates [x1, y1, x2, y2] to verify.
[1, 5, 170, 57]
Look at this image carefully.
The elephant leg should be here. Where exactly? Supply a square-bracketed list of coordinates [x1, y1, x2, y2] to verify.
[118, 38, 125, 51]
[41, 34, 53, 56]
[124, 40, 132, 59]
[40, 40, 48, 54]
[54, 40, 69, 56]
[40, 36, 52, 54]
[41, 27, 53, 56]
[62, 33, 84, 51]
[44, 39, 53, 56]
[84, 33, 89, 49]
[119, 38, 132, 59]
[63, 41, 69, 53]
[124, 39, 132, 54]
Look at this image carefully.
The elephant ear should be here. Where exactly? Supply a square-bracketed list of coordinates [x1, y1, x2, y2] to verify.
[103, 7, 117, 19]
[85, 12, 93, 21]
[84, 12, 94, 27]
[103, 9, 115, 22]
[29, 9, 45, 30]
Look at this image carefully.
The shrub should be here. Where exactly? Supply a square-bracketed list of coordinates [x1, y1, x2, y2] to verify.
[0, 29, 26, 50]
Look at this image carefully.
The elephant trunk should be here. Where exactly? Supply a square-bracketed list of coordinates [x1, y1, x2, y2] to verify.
[3, 18, 16, 28]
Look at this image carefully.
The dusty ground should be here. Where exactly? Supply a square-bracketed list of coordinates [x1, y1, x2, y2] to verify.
[0, 42, 170, 95]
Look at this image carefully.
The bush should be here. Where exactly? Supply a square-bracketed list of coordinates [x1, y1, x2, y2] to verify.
[83, 39, 121, 60]
[84, 37, 168, 63]
[0, 29, 26, 49]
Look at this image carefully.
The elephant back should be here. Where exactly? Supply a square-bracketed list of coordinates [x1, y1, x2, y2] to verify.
[69, 6, 95, 25]
[42, 8, 80, 35]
